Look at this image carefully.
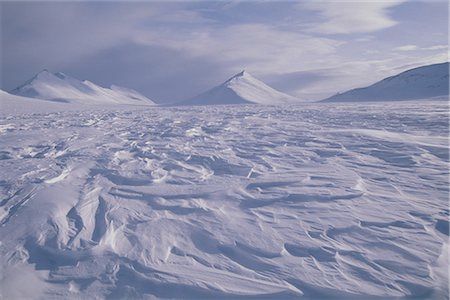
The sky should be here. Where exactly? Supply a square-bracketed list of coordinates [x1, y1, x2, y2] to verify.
[1, 0, 448, 103]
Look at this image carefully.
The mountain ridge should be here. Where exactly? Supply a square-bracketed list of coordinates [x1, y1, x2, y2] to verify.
[10, 70, 155, 105]
[321, 62, 449, 102]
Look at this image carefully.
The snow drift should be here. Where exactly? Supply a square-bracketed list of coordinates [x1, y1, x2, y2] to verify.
[178, 70, 299, 106]
[10, 70, 155, 105]
[321, 62, 449, 102]
[0, 100, 448, 298]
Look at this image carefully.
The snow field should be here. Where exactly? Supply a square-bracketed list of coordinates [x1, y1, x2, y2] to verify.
[0, 101, 448, 298]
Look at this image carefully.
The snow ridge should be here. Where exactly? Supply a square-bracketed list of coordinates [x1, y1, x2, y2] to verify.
[10, 70, 155, 105]
[322, 62, 449, 102]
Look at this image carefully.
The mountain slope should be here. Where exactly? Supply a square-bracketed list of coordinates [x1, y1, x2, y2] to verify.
[178, 71, 298, 106]
[10, 70, 155, 105]
[321, 62, 449, 102]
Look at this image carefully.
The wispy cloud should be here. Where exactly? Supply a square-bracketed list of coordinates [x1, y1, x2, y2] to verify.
[394, 44, 448, 51]
[394, 45, 419, 51]
[132, 23, 343, 75]
[299, 0, 406, 34]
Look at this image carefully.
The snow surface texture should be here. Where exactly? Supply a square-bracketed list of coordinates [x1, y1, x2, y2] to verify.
[0, 101, 449, 299]
[10, 70, 155, 105]
[178, 71, 299, 105]
[322, 62, 449, 102]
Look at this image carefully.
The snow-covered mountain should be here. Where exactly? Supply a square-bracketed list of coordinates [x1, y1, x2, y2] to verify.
[322, 62, 449, 102]
[178, 70, 299, 106]
[10, 70, 155, 105]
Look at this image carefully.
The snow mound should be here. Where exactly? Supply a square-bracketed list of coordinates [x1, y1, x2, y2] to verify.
[322, 62, 450, 102]
[10, 70, 155, 105]
[178, 70, 299, 106]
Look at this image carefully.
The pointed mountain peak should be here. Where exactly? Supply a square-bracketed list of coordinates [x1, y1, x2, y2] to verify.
[237, 70, 246, 77]
[33, 70, 73, 81]
[35, 69, 54, 78]
[224, 69, 253, 84]
[235, 69, 250, 77]
[11, 69, 55, 92]
[33, 69, 74, 83]
[180, 70, 298, 106]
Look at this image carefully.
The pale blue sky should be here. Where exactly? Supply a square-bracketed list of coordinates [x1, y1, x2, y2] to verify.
[1, 1, 448, 102]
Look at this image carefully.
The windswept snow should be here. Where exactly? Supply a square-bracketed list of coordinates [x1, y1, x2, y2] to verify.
[0, 100, 448, 299]
[179, 71, 299, 106]
[10, 70, 155, 105]
[322, 62, 449, 102]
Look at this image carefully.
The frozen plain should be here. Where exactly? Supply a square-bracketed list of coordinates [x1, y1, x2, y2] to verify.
[0, 100, 448, 299]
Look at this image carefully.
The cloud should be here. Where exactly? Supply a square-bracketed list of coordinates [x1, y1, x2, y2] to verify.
[299, 0, 406, 34]
[1, 1, 447, 103]
[394, 44, 448, 52]
[1, 2, 344, 100]
[1, 2, 158, 88]
[394, 45, 419, 51]
[62, 42, 227, 103]
[264, 70, 332, 95]
[285, 61, 392, 100]
[425, 45, 448, 51]
[0, 2, 214, 91]
[132, 23, 343, 76]
[1, 3, 154, 64]
[390, 52, 449, 72]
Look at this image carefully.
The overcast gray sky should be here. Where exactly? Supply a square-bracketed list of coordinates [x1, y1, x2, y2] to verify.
[1, 1, 448, 103]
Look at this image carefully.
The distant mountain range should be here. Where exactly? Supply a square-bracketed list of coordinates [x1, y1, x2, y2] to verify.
[10, 70, 155, 105]
[321, 62, 449, 102]
[177, 70, 299, 106]
[3, 62, 448, 107]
